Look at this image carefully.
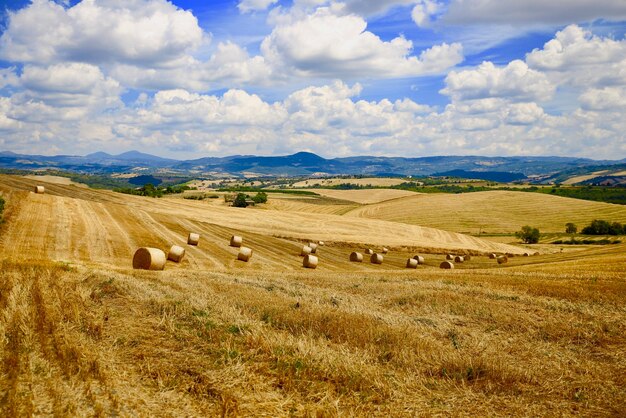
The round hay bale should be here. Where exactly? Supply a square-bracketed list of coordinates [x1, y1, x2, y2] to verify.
[167, 245, 185, 263]
[464, 254, 472, 261]
[497, 256, 508, 264]
[440, 261, 454, 269]
[533, 252, 540, 256]
[412, 255, 425, 264]
[365, 248, 374, 255]
[318, 241, 325, 246]
[230, 235, 243, 247]
[406, 258, 418, 269]
[454, 256, 464, 263]
[237, 246, 253, 262]
[34, 185, 45, 194]
[506, 253, 515, 258]
[133, 247, 166, 271]
[349, 252, 363, 262]
[446, 254, 454, 260]
[308, 243, 318, 254]
[187, 233, 200, 246]
[489, 253, 497, 259]
[303, 254, 318, 269]
[301, 245, 312, 256]
[523, 252, 530, 257]
[381, 247, 389, 254]
[370, 253, 384, 264]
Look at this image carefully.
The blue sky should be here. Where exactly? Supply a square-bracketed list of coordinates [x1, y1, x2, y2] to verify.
[0, 0, 625, 159]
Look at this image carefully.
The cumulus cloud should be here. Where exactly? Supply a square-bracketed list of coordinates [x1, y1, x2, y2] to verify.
[261, 7, 463, 78]
[0, 0, 204, 67]
[526, 25, 626, 87]
[444, 0, 626, 25]
[441, 60, 555, 102]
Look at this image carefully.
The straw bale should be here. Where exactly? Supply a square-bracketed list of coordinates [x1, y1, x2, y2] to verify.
[349, 252, 363, 262]
[167, 245, 185, 263]
[238, 246, 253, 262]
[370, 253, 384, 264]
[133, 247, 166, 270]
[187, 233, 200, 246]
[303, 254, 318, 269]
[440, 261, 454, 269]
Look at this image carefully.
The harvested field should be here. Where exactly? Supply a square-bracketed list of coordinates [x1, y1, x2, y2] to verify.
[345, 190, 626, 234]
[0, 174, 625, 416]
[307, 188, 418, 204]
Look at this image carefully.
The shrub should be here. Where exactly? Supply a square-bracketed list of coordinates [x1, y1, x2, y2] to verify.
[565, 223, 577, 234]
[232, 193, 248, 208]
[515, 225, 540, 244]
[252, 191, 268, 204]
[581, 219, 625, 235]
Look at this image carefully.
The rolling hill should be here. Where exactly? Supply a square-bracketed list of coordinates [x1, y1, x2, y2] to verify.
[344, 190, 626, 234]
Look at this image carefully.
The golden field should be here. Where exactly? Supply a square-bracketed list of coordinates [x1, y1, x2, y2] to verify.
[344, 190, 626, 234]
[1, 175, 625, 416]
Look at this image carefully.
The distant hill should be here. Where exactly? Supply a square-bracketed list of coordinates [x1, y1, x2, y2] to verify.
[1, 150, 625, 180]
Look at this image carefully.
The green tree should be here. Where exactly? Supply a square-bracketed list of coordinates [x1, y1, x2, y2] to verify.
[515, 225, 540, 244]
[232, 193, 248, 208]
[252, 191, 268, 204]
[565, 223, 577, 234]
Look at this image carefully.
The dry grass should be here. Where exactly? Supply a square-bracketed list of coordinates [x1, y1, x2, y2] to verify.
[1, 174, 625, 415]
[345, 190, 626, 234]
[24, 175, 86, 187]
[1, 250, 624, 416]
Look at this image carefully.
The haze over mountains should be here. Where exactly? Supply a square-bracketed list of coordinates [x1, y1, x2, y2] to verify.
[2, 150, 626, 181]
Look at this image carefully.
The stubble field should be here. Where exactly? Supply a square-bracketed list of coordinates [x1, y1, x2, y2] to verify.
[0, 175, 625, 416]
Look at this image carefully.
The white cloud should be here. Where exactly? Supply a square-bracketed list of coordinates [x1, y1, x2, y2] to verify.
[411, 0, 442, 27]
[0, 0, 204, 67]
[261, 7, 463, 78]
[579, 87, 626, 111]
[526, 25, 626, 87]
[441, 60, 555, 102]
[238, 0, 279, 13]
[444, 0, 626, 25]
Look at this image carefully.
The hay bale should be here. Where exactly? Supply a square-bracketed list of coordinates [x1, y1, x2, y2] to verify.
[440, 261, 454, 269]
[454, 256, 464, 263]
[446, 254, 454, 260]
[381, 247, 389, 254]
[301, 245, 312, 256]
[35, 185, 45, 194]
[230, 235, 243, 247]
[303, 254, 318, 269]
[370, 253, 384, 264]
[349, 252, 363, 262]
[318, 241, 325, 246]
[406, 258, 418, 269]
[308, 243, 318, 254]
[187, 233, 200, 246]
[523, 252, 530, 257]
[464, 254, 472, 261]
[412, 255, 425, 264]
[365, 248, 374, 255]
[167, 245, 185, 263]
[489, 253, 497, 259]
[497, 256, 508, 264]
[133, 247, 166, 270]
[237, 246, 253, 262]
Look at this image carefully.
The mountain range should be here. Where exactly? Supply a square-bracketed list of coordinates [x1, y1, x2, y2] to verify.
[1, 150, 625, 181]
